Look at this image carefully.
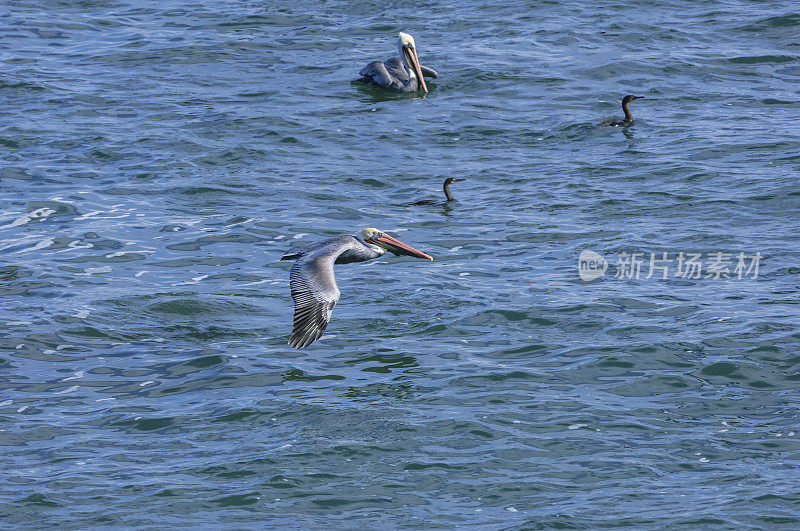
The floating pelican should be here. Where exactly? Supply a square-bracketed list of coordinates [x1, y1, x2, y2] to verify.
[414, 177, 465, 205]
[601, 95, 644, 127]
[281, 228, 433, 348]
[357, 32, 438, 93]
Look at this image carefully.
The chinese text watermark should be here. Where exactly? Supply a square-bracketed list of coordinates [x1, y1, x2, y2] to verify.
[578, 250, 761, 281]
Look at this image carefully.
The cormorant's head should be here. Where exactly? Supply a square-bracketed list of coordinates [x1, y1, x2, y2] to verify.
[444, 177, 465, 186]
[622, 95, 643, 104]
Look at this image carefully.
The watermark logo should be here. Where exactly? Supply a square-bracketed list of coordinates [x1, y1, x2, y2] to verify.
[578, 250, 608, 281]
[578, 250, 761, 282]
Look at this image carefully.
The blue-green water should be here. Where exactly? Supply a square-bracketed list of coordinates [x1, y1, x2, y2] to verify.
[2, 0, 800, 527]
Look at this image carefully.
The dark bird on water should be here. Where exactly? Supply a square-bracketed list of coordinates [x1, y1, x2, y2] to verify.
[600, 95, 644, 127]
[414, 177, 465, 206]
[281, 228, 433, 348]
[357, 32, 438, 94]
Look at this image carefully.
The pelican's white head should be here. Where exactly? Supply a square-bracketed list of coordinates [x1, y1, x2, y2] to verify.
[359, 228, 433, 260]
[360, 228, 381, 240]
[398, 32, 416, 50]
[396, 32, 428, 93]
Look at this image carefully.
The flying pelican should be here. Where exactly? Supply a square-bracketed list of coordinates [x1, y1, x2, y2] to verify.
[414, 177, 465, 205]
[601, 95, 644, 127]
[357, 32, 438, 93]
[281, 228, 433, 348]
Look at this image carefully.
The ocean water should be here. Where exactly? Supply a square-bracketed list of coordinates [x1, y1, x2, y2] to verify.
[2, 0, 800, 527]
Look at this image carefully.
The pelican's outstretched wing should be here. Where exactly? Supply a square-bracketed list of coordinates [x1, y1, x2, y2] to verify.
[281, 239, 331, 261]
[288, 253, 340, 348]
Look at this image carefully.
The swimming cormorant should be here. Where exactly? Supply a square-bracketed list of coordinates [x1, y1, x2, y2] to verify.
[414, 178, 465, 205]
[600, 95, 643, 127]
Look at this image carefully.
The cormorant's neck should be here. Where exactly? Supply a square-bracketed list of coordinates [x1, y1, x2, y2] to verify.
[443, 182, 455, 201]
[622, 100, 633, 121]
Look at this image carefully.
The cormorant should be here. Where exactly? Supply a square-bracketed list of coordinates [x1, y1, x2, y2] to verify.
[414, 177, 465, 205]
[600, 95, 643, 127]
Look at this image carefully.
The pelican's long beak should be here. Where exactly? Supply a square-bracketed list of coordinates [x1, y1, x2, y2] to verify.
[406, 46, 428, 94]
[375, 234, 433, 260]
